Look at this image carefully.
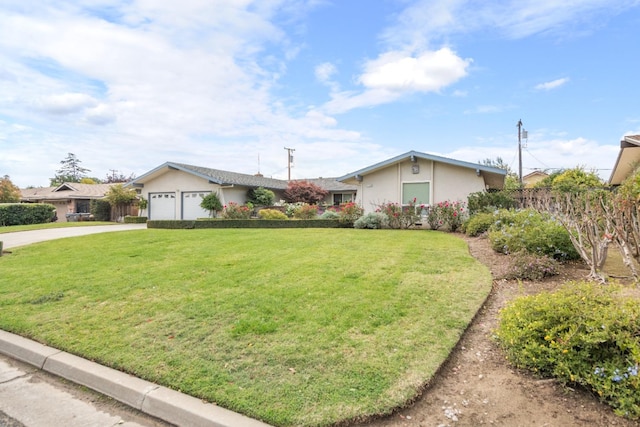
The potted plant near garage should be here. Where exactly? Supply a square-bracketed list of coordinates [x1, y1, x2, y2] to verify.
[200, 192, 223, 218]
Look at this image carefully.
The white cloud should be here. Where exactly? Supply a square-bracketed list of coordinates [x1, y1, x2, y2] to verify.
[359, 48, 471, 92]
[35, 93, 97, 115]
[535, 77, 570, 91]
[322, 48, 471, 114]
[376, 0, 640, 57]
[315, 62, 337, 83]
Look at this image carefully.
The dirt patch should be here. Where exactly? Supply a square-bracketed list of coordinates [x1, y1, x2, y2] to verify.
[353, 234, 640, 427]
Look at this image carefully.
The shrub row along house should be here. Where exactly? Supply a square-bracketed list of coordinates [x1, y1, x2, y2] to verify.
[126, 150, 507, 220]
[16, 150, 507, 222]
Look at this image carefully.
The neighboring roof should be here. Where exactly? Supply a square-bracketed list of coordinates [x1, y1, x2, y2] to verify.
[301, 177, 357, 192]
[21, 183, 115, 201]
[609, 134, 640, 185]
[523, 170, 549, 180]
[126, 162, 357, 192]
[337, 150, 507, 188]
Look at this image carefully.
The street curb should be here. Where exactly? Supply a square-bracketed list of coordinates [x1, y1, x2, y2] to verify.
[0, 329, 271, 427]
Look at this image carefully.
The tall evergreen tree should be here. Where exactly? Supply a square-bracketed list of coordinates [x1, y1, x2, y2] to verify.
[50, 153, 90, 186]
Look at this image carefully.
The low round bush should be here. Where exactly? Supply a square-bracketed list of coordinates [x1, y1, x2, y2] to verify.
[258, 209, 288, 220]
[319, 210, 339, 220]
[463, 212, 495, 236]
[354, 212, 388, 229]
[488, 209, 579, 261]
[503, 251, 559, 280]
[495, 282, 640, 419]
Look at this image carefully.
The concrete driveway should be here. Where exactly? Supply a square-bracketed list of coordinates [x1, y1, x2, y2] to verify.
[0, 224, 147, 250]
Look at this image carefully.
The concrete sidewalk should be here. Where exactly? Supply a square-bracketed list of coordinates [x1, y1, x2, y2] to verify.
[0, 331, 270, 427]
[0, 225, 272, 427]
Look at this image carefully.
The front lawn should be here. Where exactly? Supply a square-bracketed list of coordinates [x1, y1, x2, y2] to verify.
[0, 229, 491, 426]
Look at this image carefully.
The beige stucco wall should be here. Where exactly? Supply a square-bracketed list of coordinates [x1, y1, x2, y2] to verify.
[352, 159, 487, 213]
[354, 159, 433, 212]
[432, 162, 487, 203]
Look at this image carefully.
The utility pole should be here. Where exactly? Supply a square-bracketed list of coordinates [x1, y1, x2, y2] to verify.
[284, 147, 295, 181]
[517, 120, 523, 186]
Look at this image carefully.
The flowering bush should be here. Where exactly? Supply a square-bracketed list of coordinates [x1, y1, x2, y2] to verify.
[376, 199, 420, 229]
[222, 202, 252, 219]
[503, 251, 559, 280]
[337, 202, 364, 226]
[496, 282, 640, 419]
[428, 200, 467, 231]
[293, 204, 319, 220]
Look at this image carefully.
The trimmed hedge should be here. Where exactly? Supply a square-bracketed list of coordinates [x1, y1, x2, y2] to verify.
[147, 219, 346, 229]
[0, 203, 56, 226]
[124, 216, 148, 224]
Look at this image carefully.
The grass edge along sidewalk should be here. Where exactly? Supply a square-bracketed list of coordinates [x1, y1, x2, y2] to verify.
[0, 228, 492, 426]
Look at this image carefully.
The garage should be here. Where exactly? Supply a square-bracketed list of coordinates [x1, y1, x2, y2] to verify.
[149, 192, 176, 220]
[182, 191, 211, 220]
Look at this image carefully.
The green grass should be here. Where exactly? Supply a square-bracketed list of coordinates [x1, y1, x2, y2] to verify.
[0, 222, 115, 233]
[0, 229, 491, 426]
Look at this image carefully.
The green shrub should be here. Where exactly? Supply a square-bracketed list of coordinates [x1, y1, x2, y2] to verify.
[0, 203, 56, 226]
[463, 212, 496, 236]
[90, 199, 111, 221]
[200, 193, 223, 217]
[258, 209, 288, 220]
[503, 252, 559, 280]
[354, 212, 388, 229]
[488, 209, 579, 261]
[293, 204, 319, 220]
[247, 187, 275, 206]
[467, 190, 516, 214]
[495, 282, 640, 419]
[319, 209, 339, 220]
[124, 216, 148, 224]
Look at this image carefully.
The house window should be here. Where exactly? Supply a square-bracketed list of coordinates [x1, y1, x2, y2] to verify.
[76, 200, 90, 213]
[402, 182, 430, 205]
[333, 193, 354, 205]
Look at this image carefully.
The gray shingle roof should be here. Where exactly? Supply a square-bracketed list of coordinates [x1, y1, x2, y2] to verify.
[129, 162, 357, 192]
[20, 183, 115, 201]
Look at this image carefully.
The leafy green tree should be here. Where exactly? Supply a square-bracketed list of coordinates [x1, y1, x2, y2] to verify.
[104, 184, 138, 220]
[0, 175, 21, 203]
[200, 192, 223, 217]
[547, 167, 603, 193]
[247, 187, 275, 206]
[50, 153, 90, 186]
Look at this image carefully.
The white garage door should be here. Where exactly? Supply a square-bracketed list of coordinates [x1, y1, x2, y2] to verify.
[182, 191, 211, 220]
[149, 192, 176, 220]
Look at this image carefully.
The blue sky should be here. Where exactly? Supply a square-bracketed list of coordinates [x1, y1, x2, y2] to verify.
[1, 0, 639, 187]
